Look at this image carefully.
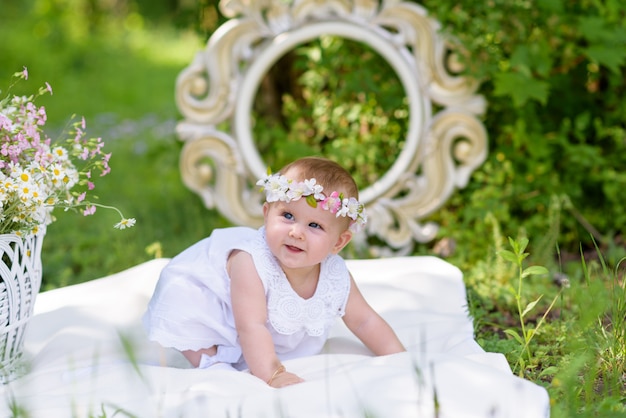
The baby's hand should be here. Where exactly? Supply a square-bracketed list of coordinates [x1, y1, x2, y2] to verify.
[268, 370, 304, 388]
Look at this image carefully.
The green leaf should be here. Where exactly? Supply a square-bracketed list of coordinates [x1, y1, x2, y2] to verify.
[504, 329, 525, 345]
[518, 237, 529, 254]
[498, 249, 519, 264]
[510, 46, 532, 78]
[521, 295, 543, 318]
[510, 42, 553, 78]
[578, 17, 619, 43]
[584, 44, 626, 74]
[538, 366, 559, 378]
[578, 16, 626, 74]
[522, 265, 549, 278]
[305, 195, 318, 208]
[493, 72, 550, 106]
[578, 17, 605, 42]
[574, 112, 591, 132]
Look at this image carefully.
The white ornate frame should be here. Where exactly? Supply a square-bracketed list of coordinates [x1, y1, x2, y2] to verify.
[175, 0, 487, 254]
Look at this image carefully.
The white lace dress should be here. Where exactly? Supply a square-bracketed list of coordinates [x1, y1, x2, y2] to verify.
[143, 226, 351, 370]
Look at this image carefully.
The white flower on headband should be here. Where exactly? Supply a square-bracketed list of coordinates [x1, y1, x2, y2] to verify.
[259, 174, 290, 202]
[341, 197, 362, 221]
[257, 173, 367, 232]
[304, 178, 325, 200]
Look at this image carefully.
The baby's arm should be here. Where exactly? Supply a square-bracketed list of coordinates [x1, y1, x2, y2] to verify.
[228, 250, 304, 387]
[342, 275, 406, 355]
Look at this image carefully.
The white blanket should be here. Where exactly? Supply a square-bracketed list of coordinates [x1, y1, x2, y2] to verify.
[1, 257, 549, 417]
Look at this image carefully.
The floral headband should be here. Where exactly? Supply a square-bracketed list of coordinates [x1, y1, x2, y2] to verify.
[256, 173, 367, 232]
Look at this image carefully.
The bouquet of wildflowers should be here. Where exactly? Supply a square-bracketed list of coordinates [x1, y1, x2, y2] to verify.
[0, 67, 135, 236]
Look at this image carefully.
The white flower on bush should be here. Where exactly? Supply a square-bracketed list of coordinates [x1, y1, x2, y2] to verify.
[0, 67, 135, 235]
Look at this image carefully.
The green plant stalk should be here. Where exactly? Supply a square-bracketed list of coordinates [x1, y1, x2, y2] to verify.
[590, 237, 626, 387]
[518, 290, 563, 368]
[514, 260, 533, 364]
[500, 237, 552, 376]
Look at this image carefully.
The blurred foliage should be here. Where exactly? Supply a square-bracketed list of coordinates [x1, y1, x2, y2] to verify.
[253, 36, 409, 189]
[418, 0, 626, 268]
[0, 0, 212, 121]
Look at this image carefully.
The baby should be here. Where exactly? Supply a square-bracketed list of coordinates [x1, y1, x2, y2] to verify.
[143, 156, 405, 387]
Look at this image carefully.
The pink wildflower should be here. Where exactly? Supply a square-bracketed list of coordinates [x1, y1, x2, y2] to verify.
[101, 153, 112, 176]
[90, 138, 104, 158]
[37, 105, 47, 125]
[83, 205, 96, 216]
[74, 127, 84, 143]
[0, 114, 11, 130]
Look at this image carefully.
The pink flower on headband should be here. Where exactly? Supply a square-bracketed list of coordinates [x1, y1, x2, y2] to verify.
[321, 191, 343, 214]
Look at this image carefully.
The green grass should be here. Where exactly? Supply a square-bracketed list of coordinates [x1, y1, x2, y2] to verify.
[1, 2, 625, 416]
[462, 230, 626, 417]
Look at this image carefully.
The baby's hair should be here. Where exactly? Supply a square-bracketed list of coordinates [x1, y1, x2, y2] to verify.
[279, 157, 359, 200]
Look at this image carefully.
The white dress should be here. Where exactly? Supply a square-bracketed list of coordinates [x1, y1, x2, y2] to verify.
[143, 226, 352, 370]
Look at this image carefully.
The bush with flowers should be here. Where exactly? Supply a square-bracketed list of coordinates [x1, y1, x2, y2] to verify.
[0, 67, 135, 236]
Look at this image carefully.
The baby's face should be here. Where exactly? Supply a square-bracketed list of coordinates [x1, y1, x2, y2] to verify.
[263, 197, 352, 273]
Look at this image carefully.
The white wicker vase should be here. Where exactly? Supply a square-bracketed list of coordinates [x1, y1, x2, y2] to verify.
[0, 229, 45, 384]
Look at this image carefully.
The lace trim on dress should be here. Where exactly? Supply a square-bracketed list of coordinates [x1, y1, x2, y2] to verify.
[250, 228, 350, 336]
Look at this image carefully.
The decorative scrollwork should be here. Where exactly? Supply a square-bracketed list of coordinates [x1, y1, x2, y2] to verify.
[175, 0, 487, 254]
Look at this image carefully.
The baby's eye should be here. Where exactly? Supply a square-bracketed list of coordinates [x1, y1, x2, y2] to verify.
[282, 212, 294, 220]
[309, 222, 322, 229]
